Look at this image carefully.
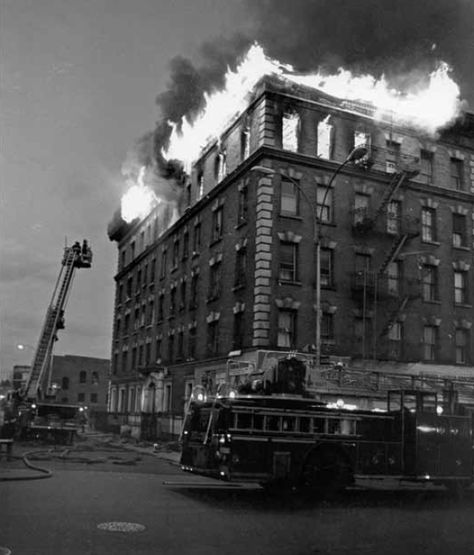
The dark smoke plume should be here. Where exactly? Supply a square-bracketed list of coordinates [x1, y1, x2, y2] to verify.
[133, 0, 473, 181]
[246, 0, 474, 101]
[152, 34, 251, 157]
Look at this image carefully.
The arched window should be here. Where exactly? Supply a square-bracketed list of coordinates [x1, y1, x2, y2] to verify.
[92, 371, 99, 384]
[79, 371, 87, 384]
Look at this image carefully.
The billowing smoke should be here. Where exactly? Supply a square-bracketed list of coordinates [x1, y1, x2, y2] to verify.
[152, 0, 472, 157]
[246, 0, 473, 98]
[123, 35, 250, 206]
[121, 131, 183, 204]
[125, 0, 472, 203]
[153, 34, 251, 158]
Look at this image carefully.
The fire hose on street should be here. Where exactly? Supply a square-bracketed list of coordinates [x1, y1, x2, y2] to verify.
[0, 442, 143, 482]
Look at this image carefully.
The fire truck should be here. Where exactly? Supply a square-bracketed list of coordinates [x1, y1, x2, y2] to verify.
[180, 357, 474, 494]
[11, 241, 92, 443]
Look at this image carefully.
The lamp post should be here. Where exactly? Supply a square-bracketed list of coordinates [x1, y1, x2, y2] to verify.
[251, 145, 368, 367]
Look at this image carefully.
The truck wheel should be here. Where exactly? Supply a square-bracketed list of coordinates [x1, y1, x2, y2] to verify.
[301, 448, 352, 495]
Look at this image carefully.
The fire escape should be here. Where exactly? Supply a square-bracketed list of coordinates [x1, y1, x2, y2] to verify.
[351, 158, 420, 361]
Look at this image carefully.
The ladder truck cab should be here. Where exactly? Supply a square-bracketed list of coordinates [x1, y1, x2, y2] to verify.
[13, 240, 93, 444]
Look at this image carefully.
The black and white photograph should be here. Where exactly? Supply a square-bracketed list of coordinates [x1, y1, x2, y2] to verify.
[1, 1, 474, 554]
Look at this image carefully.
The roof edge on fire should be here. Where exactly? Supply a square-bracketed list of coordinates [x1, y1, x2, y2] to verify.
[107, 74, 474, 242]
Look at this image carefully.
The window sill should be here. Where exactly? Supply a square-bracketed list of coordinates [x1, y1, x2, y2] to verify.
[454, 303, 472, 309]
[452, 245, 470, 252]
[422, 299, 441, 305]
[277, 280, 302, 286]
[235, 220, 248, 230]
[210, 237, 223, 247]
[279, 214, 302, 221]
[421, 240, 441, 246]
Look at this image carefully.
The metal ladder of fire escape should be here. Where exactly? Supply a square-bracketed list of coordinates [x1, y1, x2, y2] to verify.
[363, 172, 415, 354]
[372, 172, 407, 222]
[379, 296, 410, 337]
[377, 235, 410, 276]
[24, 248, 78, 400]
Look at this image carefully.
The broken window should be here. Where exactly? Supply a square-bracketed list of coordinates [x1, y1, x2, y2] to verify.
[317, 116, 333, 159]
[282, 111, 300, 152]
[216, 150, 227, 182]
[354, 131, 371, 165]
[241, 126, 250, 160]
[197, 170, 204, 199]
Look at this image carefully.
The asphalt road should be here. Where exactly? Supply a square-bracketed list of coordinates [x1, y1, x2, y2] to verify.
[1, 440, 474, 555]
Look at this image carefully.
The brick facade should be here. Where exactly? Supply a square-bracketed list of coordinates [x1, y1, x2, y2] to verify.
[107, 76, 474, 439]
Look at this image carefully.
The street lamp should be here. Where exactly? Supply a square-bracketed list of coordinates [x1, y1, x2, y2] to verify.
[17, 344, 34, 352]
[251, 145, 368, 367]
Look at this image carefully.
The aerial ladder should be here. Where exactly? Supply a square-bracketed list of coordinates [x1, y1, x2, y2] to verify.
[22, 241, 92, 402]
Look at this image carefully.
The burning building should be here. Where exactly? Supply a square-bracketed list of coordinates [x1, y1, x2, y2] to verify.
[107, 47, 473, 439]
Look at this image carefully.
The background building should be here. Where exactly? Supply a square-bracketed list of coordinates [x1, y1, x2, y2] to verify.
[108, 75, 474, 439]
[51, 355, 110, 414]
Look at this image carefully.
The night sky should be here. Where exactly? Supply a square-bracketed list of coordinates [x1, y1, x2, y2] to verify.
[1, 0, 472, 379]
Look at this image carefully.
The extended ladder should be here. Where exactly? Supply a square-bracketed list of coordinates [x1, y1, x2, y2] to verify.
[24, 242, 92, 401]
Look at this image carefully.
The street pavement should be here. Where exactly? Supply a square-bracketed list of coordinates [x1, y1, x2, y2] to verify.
[2, 432, 474, 554]
[0, 430, 181, 481]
